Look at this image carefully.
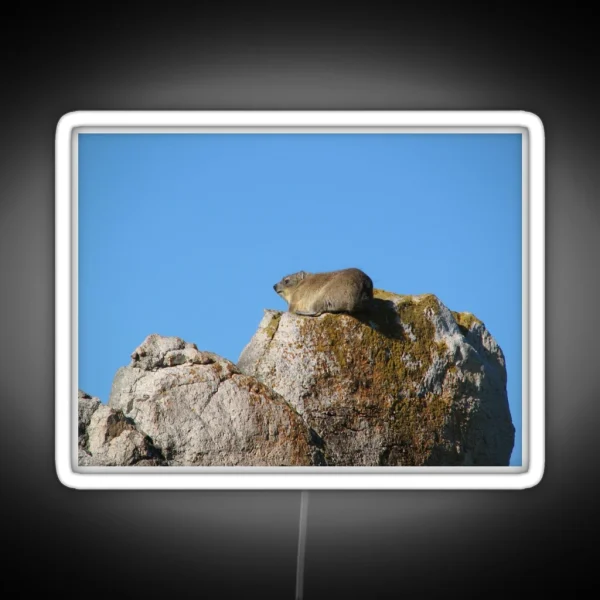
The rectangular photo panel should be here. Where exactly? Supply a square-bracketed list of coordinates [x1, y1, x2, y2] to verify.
[55, 111, 544, 489]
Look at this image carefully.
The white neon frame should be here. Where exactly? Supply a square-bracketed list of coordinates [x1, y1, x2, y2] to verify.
[56, 111, 544, 489]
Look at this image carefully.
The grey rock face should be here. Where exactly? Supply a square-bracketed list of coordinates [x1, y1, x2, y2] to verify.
[238, 290, 515, 466]
[106, 334, 321, 466]
[78, 390, 101, 448]
[77, 390, 165, 466]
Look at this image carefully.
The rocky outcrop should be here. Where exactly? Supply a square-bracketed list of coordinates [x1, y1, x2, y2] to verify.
[77, 390, 165, 466]
[105, 335, 323, 466]
[238, 290, 515, 466]
[78, 289, 514, 467]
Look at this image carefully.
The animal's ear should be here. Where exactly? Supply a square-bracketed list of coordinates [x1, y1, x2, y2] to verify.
[298, 271, 307, 280]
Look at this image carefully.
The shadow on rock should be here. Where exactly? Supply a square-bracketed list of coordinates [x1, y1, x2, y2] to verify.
[353, 297, 405, 340]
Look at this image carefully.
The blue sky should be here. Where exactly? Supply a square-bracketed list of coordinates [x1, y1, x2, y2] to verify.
[78, 132, 522, 465]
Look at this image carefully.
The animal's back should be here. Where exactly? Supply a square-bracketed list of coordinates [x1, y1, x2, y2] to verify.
[290, 268, 373, 316]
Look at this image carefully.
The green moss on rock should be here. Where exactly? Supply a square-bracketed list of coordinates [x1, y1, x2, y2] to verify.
[451, 310, 482, 329]
[293, 291, 456, 464]
[264, 312, 283, 340]
[451, 310, 483, 337]
[373, 288, 406, 302]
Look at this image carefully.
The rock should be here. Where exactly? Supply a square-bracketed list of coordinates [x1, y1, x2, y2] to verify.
[107, 334, 323, 466]
[78, 389, 165, 466]
[237, 290, 515, 466]
[80, 287, 515, 468]
[78, 390, 101, 449]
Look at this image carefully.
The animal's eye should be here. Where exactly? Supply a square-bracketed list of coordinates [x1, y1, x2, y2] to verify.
[284, 279, 290, 284]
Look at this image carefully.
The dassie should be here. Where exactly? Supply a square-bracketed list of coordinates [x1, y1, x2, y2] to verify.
[273, 268, 373, 316]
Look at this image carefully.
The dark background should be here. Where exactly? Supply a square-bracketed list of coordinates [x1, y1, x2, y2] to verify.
[2, 5, 598, 597]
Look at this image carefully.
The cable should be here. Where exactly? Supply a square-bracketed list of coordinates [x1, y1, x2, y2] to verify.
[295, 491, 309, 600]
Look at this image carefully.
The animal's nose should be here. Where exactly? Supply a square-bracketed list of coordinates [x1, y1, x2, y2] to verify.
[273, 284, 277, 290]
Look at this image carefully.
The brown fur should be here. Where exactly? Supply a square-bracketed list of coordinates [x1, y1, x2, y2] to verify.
[273, 268, 373, 316]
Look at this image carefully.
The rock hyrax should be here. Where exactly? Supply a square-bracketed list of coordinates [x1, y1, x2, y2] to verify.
[273, 268, 373, 317]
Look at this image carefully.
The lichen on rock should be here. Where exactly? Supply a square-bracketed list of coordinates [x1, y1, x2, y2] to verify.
[237, 289, 515, 466]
